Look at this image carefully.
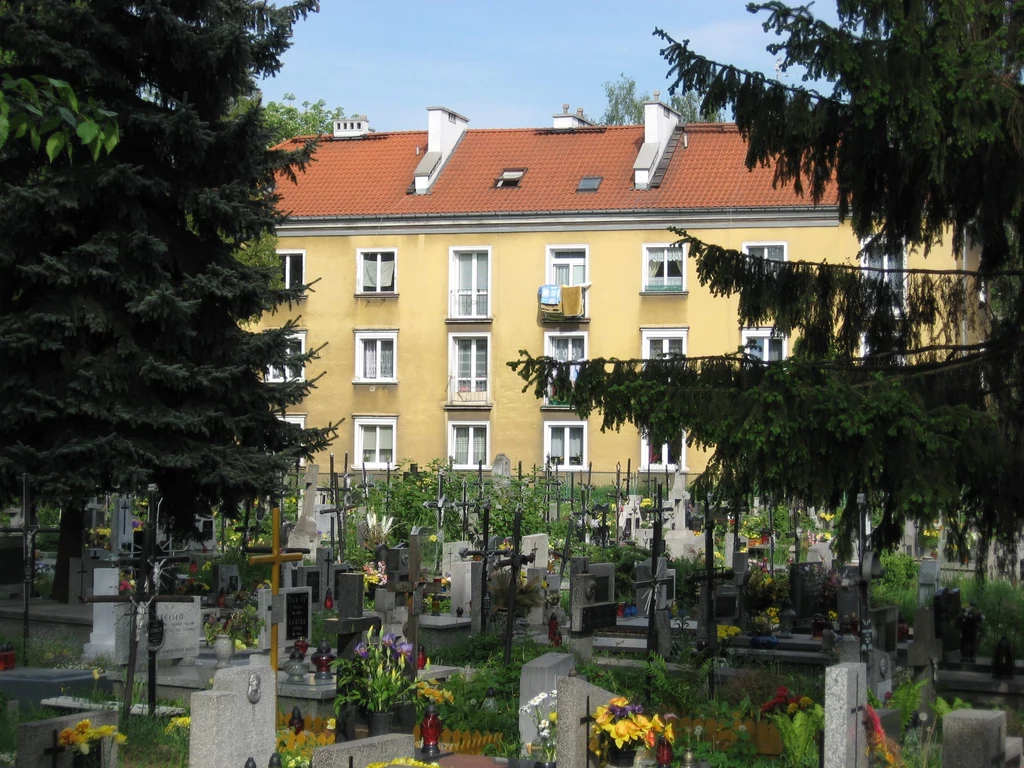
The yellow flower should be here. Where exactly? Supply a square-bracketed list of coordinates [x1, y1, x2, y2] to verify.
[429, 534, 438, 542]
[92, 668, 100, 681]
[787, 703, 798, 714]
[799, 697, 813, 708]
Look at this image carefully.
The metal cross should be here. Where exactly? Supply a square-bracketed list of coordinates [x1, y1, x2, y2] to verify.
[422, 469, 453, 572]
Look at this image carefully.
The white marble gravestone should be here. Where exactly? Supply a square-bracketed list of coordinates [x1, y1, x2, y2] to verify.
[83, 568, 119, 661]
[824, 662, 869, 768]
[521, 533, 549, 571]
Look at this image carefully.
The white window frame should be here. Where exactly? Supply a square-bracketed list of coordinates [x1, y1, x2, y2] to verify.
[544, 331, 588, 406]
[741, 327, 788, 361]
[641, 242, 687, 293]
[448, 332, 491, 403]
[265, 331, 306, 383]
[354, 330, 398, 383]
[640, 432, 688, 472]
[640, 327, 688, 360]
[449, 246, 491, 319]
[546, 244, 589, 287]
[543, 421, 588, 472]
[860, 239, 907, 306]
[279, 414, 307, 466]
[448, 421, 491, 470]
[354, 417, 397, 470]
[742, 241, 788, 265]
[279, 250, 306, 291]
[356, 248, 398, 294]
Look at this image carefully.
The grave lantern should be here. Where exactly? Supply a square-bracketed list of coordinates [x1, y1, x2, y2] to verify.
[420, 703, 442, 757]
[417, 644, 427, 670]
[656, 735, 673, 766]
[310, 640, 335, 680]
[322, 588, 334, 611]
[289, 705, 304, 734]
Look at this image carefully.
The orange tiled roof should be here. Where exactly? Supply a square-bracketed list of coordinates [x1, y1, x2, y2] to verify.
[275, 123, 831, 219]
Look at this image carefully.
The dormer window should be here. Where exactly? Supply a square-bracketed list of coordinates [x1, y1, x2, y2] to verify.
[577, 176, 602, 192]
[494, 169, 525, 188]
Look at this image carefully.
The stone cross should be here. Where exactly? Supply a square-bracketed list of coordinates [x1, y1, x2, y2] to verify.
[248, 502, 305, 671]
[286, 463, 320, 553]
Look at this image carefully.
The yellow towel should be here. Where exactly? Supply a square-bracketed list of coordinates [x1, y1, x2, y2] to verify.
[561, 285, 584, 317]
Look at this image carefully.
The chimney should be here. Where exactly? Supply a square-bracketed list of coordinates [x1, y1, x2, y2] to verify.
[332, 115, 371, 138]
[552, 105, 595, 129]
[633, 93, 680, 189]
[413, 107, 469, 194]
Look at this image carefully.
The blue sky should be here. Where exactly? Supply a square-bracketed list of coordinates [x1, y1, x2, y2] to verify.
[260, 2, 790, 132]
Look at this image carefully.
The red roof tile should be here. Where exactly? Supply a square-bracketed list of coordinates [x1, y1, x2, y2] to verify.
[275, 123, 831, 218]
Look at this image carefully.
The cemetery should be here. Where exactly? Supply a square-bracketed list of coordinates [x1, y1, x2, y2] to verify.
[0, 462, 1021, 768]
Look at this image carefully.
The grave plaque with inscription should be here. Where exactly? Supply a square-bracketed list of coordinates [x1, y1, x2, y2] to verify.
[285, 591, 310, 641]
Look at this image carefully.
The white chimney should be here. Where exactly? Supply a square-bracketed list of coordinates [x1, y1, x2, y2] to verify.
[333, 115, 371, 138]
[552, 104, 594, 129]
[633, 96, 681, 189]
[414, 106, 469, 194]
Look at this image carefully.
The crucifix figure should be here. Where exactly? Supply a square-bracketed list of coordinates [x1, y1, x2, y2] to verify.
[454, 479, 472, 543]
[248, 502, 305, 672]
[387, 528, 443, 681]
[638, 487, 675, 660]
[496, 502, 535, 666]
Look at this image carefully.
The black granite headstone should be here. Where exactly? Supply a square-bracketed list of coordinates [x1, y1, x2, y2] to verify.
[285, 591, 310, 641]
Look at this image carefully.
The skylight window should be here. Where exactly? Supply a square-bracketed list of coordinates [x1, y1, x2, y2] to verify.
[577, 176, 602, 192]
[494, 169, 525, 188]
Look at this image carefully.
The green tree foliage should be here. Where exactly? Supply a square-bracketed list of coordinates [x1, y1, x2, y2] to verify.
[598, 73, 723, 125]
[262, 92, 346, 144]
[512, 1, 1024, 566]
[0, 1, 336, 597]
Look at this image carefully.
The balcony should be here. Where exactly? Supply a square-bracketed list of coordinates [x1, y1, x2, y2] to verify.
[448, 290, 490, 322]
[447, 378, 491, 408]
[538, 284, 590, 321]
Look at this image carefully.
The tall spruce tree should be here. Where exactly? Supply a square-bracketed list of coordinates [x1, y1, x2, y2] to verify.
[0, 1, 334, 601]
[512, 0, 1024, 571]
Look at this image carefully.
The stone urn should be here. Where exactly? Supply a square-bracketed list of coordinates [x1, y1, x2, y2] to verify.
[213, 633, 234, 669]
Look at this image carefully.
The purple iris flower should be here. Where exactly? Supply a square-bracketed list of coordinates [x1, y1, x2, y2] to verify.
[354, 642, 369, 658]
[381, 632, 397, 647]
[396, 642, 413, 658]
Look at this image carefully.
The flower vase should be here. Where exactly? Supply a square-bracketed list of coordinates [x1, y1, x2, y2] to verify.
[368, 710, 395, 736]
[606, 744, 637, 767]
[213, 633, 234, 669]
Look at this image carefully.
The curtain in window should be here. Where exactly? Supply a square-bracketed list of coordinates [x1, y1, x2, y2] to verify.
[648, 248, 665, 278]
[378, 254, 395, 291]
[380, 340, 394, 378]
[379, 426, 393, 463]
[768, 338, 784, 361]
[457, 340, 472, 390]
[568, 428, 583, 464]
[363, 340, 377, 378]
[363, 254, 378, 291]
[550, 428, 564, 464]
[454, 427, 469, 465]
[667, 338, 683, 356]
[475, 340, 487, 390]
[472, 428, 486, 464]
[362, 426, 376, 463]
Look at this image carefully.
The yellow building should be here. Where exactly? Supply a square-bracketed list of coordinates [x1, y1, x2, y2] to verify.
[267, 103, 961, 477]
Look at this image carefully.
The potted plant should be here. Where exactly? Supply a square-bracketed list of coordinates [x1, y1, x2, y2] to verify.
[519, 689, 558, 767]
[225, 604, 264, 649]
[332, 625, 417, 735]
[589, 697, 673, 767]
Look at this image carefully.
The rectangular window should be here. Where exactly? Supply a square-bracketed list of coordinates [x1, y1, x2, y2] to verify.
[549, 247, 588, 287]
[266, 332, 305, 383]
[280, 252, 305, 290]
[545, 332, 587, 405]
[640, 432, 685, 471]
[354, 331, 398, 382]
[354, 418, 396, 469]
[450, 248, 490, 318]
[642, 244, 685, 292]
[544, 421, 587, 471]
[742, 328, 786, 362]
[449, 422, 489, 469]
[641, 328, 687, 362]
[743, 243, 786, 263]
[862, 241, 906, 305]
[449, 334, 489, 403]
[357, 249, 397, 293]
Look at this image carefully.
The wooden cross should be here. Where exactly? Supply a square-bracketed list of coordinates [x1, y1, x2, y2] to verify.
[386, 530, 442, 680]
[248, 502, 304, 672]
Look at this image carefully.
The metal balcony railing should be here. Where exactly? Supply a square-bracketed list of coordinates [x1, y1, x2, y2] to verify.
[449, 290, 489, 319]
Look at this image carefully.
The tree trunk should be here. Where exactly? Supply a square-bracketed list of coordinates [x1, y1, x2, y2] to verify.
[51, 507, 85, 604]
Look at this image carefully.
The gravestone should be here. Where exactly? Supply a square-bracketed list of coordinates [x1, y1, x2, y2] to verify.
[67, 557, 97, 603]
[635, 557, 675, 617]
[568, 559, 616, 660]
[316, 547, 333, 595]
[908, 607, 942, 713]
[941, 709, 1021, 768]
[189, 657, 275, 768]
[113, 597, 201, 666]
[334, 572, 363, 619]
[808, 541, 834, 569]
[449, 560, 473, 617]
[836, 565, 860, 624]
[492, 454, 512, 485]
[211, 564, 241, 596]
[282, 561, 299, 589]
[934, 587, 962, 661]
[310, 735, 414, 768]
[16, 710, 119, 768]
[521, 533, 549, 572]
[664, 529, 703, 560]
[519, 652, 575, 747]
[824, 662, 869, 768]
[296, 565, 321, 604]
[110, 495, 134, 553]
[287, 464, 321, 553]
[257, 586, 312, 651]
[525, 567, 550, 626]
[790, 562, 825, 624]
[555, 675, 615, 768]
[918, 559, 940, 609]
[83, 568, 119, 661]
